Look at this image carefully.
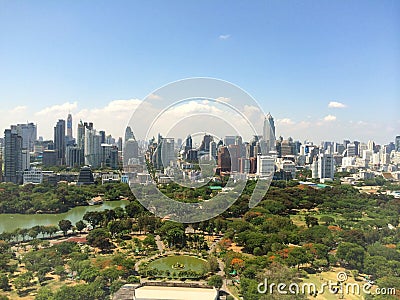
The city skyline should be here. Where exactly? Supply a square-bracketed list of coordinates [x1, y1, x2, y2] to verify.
[0, 1, 399, 144]
[0, 111, 398, 146]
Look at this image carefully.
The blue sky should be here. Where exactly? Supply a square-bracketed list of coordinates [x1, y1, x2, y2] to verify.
[0, 0, 399, 143]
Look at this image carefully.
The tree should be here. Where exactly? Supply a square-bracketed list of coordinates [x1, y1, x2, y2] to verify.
[80, 266, 100, 282]
[165, 227, 186, 249]
[44, 225, 58, 238]
[38, 266, 51, 284]
[28, 228, 39, 240]
[0, 273, 10, 291]
[83, 211, 104, 228]
[125, 201, 144, 218]
[143, 234, 157, 250]
[114, 207, 125, 219]
[54, 265, 67, 281]
[305, 215, 319, 227]
[75, 220, 86, 233]
[208, 275, 223, 289]
[14, 271, 34, 294]
[35, 287, 54, 300]
[110, 279, 125, 295]
[87, 228, 112, 252]
[19, 228, 29, 242]
[286, 247, 312, 269]
[58, 219, 72, 236]
[320, 216, 335, 226]
[207, 255, 219, 273]
[336, 242, 365, 270]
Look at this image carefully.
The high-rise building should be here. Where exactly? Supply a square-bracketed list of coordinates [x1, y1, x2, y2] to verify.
[123, 138, 139, 166]
[347, 143, 356, 157]
[199, 134, 213, 152]
[15, 123, 37, 152]
[161, 138, 175, 167]
[238, 157, 250, 173]
[367, 140, 375, 152]
[4, 128, 23, 184]
[124, 126, 134, 143]
[99, 130, 106, 144]
[42, 150, 57, 167]
[279, 139, 294, 157]
[84, 127, 102, 168]
[316, 153, 335, 179]
[353, 141, 360, 156]
[66, 146, 84, 167]
[117, 137, 123, 151]
[263, 113, 276, 153]
[101, 144, 119, 169]
[67, 113, 73, 141]
[217, 146, 231, 172]
[54, 119, 66, 165]
[343, 140, 350, 149]
[184, 135, 192, 153]
[395, 136, 400, 152]
[256, 155, 275, 177]
[0, 150, 2, 182]
[209, 141, 217, 158]
[77, 121, 85, 149]
[358, 143, 367, 156]
[224, 136, 236, 147]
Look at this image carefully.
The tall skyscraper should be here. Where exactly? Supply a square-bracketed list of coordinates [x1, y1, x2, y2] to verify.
[84, 126, 102, 168]
[199, 134, 213, 152]
[224, 136, 236, 147]
[4, 128, 23, 184]
[209, 141, 217, 158]
[15, 123, 37, 152]
[99, 130, 106, 144]
[263, 113, 276, 153]
[125, 126, 134, 143]
[54, 119, 66, 165]
[161, 138, 175, 167]
[77, 121, 85, 149]
[217, 146, 231, 172]
[66, 146, 83, 167]
[67, 113, 73, 140]
[124, 138, 139, 166]
[184, 135, 192, 152]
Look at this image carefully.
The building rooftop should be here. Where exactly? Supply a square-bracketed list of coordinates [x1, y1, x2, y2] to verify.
[113, 284, 218, 300]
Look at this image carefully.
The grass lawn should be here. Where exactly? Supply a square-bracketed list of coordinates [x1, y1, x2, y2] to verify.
[301, 267, 369, 300]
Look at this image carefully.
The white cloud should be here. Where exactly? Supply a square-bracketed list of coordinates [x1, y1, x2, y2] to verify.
[36, 101, 78, 116]
[147, 93, 162, 100]
[277, 118, 295, 125]
[9, 105, 28, 114]
[328, 101, 347, 108]
[323, 115, 337, 122]
[74, 99, 142, 136]
[219, 34, 231, 40]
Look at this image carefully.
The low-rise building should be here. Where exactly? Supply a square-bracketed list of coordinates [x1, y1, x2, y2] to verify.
[23, 168, 43, 185]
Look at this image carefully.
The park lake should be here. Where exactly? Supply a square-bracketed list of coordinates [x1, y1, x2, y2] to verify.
[0, 200, 128, 233]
